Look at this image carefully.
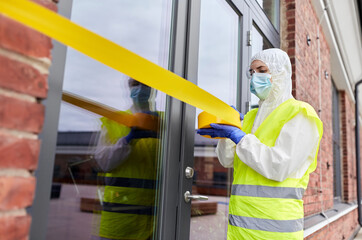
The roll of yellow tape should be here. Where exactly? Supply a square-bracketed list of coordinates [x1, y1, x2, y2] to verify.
[198, 111, 242, 139]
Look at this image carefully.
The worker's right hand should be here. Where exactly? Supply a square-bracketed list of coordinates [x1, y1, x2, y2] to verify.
[125, 127, 158, 143]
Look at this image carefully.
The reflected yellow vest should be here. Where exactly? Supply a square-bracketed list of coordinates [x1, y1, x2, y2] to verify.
[98, 114, 158, 240]
[228, 98, 323, 240]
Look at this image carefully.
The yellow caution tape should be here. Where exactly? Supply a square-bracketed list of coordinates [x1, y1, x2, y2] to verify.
[62, 92, 159, 131]
[0, 0, 241, 128]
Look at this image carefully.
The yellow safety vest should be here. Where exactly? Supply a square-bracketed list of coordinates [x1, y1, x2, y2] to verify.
[98, 113, 159, 240]
[228, 98, 323, 240]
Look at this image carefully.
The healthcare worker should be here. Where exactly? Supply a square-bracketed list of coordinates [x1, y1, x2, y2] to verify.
[197, 48, 323, 240]
[94, 78, 159, 240]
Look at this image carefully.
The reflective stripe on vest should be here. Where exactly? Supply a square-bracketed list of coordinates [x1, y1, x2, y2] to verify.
[232, 184, 305, 200]
[104, 177, 157, 189]
[229, 214, 303, 233]
[102, 202, 155, 215]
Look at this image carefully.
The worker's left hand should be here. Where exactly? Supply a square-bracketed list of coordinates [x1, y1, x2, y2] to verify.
[197, 123, 246, 144]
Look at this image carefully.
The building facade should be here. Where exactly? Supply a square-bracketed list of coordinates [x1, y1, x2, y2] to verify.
[0, 0, 362, 239]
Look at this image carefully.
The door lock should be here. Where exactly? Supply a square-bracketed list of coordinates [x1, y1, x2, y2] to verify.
[184, 191, 208, 203]
[185, 166, 194, 179]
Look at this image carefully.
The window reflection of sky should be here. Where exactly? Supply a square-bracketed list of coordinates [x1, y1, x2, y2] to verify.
[58, 0, 172, 131]
[195, 0, 238, 128]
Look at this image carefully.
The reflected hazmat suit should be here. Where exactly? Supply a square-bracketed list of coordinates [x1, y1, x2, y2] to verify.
[94, 79, 159, 240]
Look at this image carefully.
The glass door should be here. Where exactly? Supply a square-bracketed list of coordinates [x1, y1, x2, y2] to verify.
[189, 0, 240, 239]
[45, 1, 173, 239]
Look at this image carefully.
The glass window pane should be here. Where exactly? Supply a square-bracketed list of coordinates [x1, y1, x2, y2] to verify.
[190, 0, 239, 239]
[256, 0, 280, 30]
[46, 1, 172, 239]
[250, 24, 273, 109]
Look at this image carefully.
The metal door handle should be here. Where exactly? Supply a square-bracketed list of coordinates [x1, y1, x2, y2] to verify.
[184, 191, 208, 203]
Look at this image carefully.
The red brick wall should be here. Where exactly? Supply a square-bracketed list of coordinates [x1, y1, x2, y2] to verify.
[281, 0, 360, 239]
[0, 1, 57, 239]
[282, 0, 333, 216]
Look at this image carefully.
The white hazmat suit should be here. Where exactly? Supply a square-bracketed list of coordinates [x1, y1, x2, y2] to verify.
[216, 49, 320, 182]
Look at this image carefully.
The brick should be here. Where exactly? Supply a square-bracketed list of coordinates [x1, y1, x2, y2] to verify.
[0, 176, 35, 210]
[286, 3, 295, 10]
[286, 9, 295, 19]
[0, 133, 40, 170]
[287, 24, 296, 32]
[0, 215, 31, 240]
[287, 18, 295, 25]
[290, 57, 295, 64]
[0, 0, 57, 59]
[286, 32, 295, 40]
[0, 15, 51, 59]
[0, 55, 48, 98]
[0, 95, 44, 133]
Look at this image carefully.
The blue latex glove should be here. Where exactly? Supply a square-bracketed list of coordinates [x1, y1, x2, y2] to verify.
[231, 105, 244, 121]
[197, 123, 246, 144]
[125, 127, 158, 143]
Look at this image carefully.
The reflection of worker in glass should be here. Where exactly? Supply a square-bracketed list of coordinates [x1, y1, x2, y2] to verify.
[94, 78, 159, 240]
[198, 49, 322, 239]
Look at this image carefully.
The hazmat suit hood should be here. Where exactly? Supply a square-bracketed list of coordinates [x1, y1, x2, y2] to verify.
[249, 48, 293, 133]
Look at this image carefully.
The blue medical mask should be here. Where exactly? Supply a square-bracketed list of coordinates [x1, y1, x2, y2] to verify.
[130, 85, 151, 103]
[250, 73, 272, 100]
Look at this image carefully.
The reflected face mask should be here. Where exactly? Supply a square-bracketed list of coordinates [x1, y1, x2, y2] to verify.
[250, 73, 272, 100]
[130, 85, 151, 103]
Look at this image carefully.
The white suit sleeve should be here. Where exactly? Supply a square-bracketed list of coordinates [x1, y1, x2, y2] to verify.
[235, 113, 320, 182]
[216, 138, 236, 168]
[94, 129, 131, 172]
